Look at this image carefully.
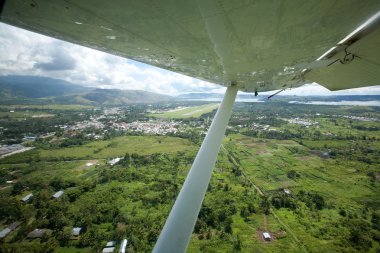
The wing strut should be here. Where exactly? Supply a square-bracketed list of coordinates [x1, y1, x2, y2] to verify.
[153, 85, 238, 253]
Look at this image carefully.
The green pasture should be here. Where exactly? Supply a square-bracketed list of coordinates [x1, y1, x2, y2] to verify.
[226, 134, 379, 203]
[38, 136, 196, 160]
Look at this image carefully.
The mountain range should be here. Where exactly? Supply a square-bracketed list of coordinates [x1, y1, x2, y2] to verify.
[1, 75, 379, 105]
[0, 75, 172, 105]
[177, 92, 380, 102]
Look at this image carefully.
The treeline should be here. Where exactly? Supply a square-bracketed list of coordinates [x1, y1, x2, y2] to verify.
[242, 129, 302, 140]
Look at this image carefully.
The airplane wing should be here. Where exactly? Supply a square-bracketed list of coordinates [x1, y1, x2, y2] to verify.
[1, 0, 379, 92]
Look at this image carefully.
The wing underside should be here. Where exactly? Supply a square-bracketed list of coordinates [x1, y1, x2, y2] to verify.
[1, 0, 379, 92]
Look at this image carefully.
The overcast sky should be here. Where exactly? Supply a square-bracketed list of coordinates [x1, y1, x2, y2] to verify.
[0, 22, 379, 96]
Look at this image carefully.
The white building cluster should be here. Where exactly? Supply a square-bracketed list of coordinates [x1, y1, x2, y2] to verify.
[284, 117, 319, 127]
[340, 115, 379, 122]
[119, 120, 180, 135]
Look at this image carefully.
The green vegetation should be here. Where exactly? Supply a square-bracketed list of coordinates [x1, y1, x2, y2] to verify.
[36, 136, 195, 161]
[0, 101, 379, 252]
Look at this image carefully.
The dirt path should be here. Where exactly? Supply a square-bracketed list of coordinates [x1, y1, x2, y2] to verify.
[220, 144, 264, 196]
[263, 214, 268, 231]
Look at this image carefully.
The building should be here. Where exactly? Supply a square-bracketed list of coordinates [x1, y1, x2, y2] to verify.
[21, 193, 33, 202]
[52, 190, 64, 199]
[86, 162, 94, 167]
[263, 232, 271, 241]
[0, 228, 11, 239]
[106, 241, 116, 247]
[72, 227, 82, 237]
[109, 158, 121, 166]
[22, 136, 36, 142]
[0, 144, 24, 156]
[27, 229, 52, 239]
[102, 241, 116, 253]
[119, 239, 128, 253]
[284, 188, 291, 195]
[0, 221, 22, 239]
[321, 151, 330, 159]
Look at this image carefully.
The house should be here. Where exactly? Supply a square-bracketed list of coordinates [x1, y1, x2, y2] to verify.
[0, 221, 22, 239]
[52, 190, 64, 199]
[21, 193, 33, 202]
[321, 152, 330, 159]
[263, 232, 271, 241]
[109, 158, 121, 166]
[22, 136, 36, 142]
[27, 229, 52, 239]
[72, 227, 82, 237]
[0, 228, 11, 239]
[102, 241, 116, 253]
[119, 239, 128, 253]
[106, 241, 116, 247]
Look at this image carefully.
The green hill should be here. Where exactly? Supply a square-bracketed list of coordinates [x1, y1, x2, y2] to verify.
[0, 75, 172, 105]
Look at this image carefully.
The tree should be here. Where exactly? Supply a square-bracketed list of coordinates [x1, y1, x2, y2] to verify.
[233, 235, 242, 252]
[287, 170, 300, 179]
[224, 217, 233, 234]
[116, 222, 127, 240]
[56, 227, 72, 246]
[11, 180, 27, 195]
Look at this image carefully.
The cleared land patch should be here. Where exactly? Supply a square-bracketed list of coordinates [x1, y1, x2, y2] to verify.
[39, 136, 196, 160]
[149, 103, 219, 118]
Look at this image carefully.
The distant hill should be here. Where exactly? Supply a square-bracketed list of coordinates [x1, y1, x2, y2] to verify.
[0, 75, 172, 105]
[0, 75, 89, 99]
[177, 92, 380, 102]
[82, 89, 172, 104]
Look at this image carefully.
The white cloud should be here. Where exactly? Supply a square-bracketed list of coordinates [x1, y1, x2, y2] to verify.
[0, 22, 379, 96]
[0, 22, 221, 96]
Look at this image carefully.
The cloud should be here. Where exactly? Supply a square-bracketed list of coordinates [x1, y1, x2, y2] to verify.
[0, 22, 379, 96]
[0, 22, 221, 95]
[34, 45, 76, 71]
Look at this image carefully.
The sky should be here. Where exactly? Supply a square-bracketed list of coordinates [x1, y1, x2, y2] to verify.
[0, 22, 379, 97]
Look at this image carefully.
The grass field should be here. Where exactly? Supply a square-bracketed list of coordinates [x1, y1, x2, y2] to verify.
[0, 111, 55, 119]
[149, 103, 219, 118]
[225, 134, 379, 200]
[0, 104, 94, 119]
[39, 136, 196, 160]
